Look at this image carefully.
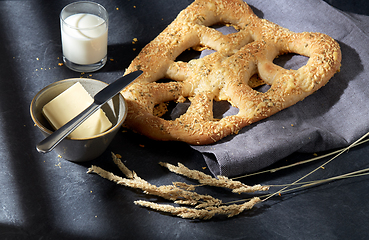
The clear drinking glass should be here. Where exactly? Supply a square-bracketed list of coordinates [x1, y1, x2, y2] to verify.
[60, 1, 108, 72]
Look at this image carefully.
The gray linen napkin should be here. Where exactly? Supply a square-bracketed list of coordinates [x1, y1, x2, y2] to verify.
[183, 0, 369, 177]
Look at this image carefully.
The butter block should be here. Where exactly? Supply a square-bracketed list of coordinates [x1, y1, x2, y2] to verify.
[42, 82, 112, 139]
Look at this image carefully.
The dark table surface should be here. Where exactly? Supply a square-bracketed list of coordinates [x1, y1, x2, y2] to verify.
[1, 0, 369, 239]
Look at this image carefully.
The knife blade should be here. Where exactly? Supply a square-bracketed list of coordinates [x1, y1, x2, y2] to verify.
[36, 70, 143, 153]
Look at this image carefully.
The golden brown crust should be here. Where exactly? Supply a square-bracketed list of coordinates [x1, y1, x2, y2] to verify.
[121, 0, 342, 145]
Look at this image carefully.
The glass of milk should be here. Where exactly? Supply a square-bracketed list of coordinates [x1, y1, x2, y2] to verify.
[60, 2, 108, 72]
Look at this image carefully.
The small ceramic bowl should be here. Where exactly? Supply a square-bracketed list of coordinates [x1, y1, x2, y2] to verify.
[30, 78, 127, 162]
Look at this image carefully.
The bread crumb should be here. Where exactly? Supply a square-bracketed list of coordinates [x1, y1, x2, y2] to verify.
[55, 162, 61, 168]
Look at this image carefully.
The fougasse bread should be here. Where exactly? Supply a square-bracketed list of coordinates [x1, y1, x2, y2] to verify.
[121, 0, 342, 145]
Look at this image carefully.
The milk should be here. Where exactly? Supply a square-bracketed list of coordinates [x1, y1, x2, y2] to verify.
[61, 13, 108, 65]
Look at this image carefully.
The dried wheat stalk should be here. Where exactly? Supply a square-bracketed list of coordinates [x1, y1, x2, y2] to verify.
[134, 197, 261, 220]
[111, 152, 135, 179]
[89, 154, 223, 208]
[87, 153, 267, 219]
[159, 162, 269, 193]
[88, 165, 223, 207]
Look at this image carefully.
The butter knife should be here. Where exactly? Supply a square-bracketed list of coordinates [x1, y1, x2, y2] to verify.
[36, 70, 143, 153]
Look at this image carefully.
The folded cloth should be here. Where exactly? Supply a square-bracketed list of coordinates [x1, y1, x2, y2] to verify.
[186, 0, 369, 177]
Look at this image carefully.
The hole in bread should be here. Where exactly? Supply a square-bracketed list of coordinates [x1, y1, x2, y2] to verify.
[209, 24, 239, 34]
[195, 24, 240, 58]
[154, 99, 240, 121]
[154, 99, 190, 120]
[213, 100, 239, 120]
[153, 102, 170, 119]
[156, 78, 177, 83]
[175, 48, 201, 62]
[248, 73, 265, 89]
[273, 53, 309, 70]
[248, 73, 270, 93]
[253, 83, 271, 93]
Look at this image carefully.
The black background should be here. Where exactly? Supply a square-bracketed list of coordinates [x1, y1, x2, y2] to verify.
[0, 0, 368, 239]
